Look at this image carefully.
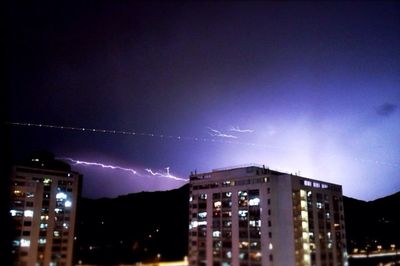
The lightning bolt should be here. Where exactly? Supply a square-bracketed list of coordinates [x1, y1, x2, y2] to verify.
[144, 167, 186, 181]
[229, 126, 255, 133]
[60, 158, 188, 182]
[62, 158, 138, 175]
[207, 127, 238, 139]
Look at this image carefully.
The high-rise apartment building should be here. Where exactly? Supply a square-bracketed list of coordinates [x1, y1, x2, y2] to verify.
[9, 152, 82, 266]
[188, 166, 347, 266]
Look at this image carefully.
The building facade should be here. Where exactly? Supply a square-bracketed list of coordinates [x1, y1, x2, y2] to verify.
[9, 153, 82, 266]
[188, 166, 347, 266]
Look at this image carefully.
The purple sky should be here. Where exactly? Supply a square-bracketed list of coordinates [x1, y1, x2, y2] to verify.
[6, 1, 400, 200]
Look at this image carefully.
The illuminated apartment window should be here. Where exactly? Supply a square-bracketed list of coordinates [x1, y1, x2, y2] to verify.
[213, 231, 221, 238]
[198, 212, 207, 219]
[20, 239, 30, 247]
[238, 191, 248, 207]
[199, 193, 207, 200]
[304, 180, 312, 187]
[10, 209, 23, 217]
[24, 210, 34, 217]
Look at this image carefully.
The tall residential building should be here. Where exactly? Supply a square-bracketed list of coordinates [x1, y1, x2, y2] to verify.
[9, 152, 82, 266]
[188, 166, 347, 266]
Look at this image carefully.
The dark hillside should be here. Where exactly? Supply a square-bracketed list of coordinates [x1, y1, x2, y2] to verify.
[75, 186, 400, 264]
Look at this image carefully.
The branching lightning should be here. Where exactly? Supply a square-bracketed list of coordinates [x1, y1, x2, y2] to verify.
[7, 122, 399, 170]
[144, 167, 185, 181]
[61, 158, 138, 174]
[229, 126, 255, 133]
[60, 158, 188, 182]
[207, 127, 238, 139]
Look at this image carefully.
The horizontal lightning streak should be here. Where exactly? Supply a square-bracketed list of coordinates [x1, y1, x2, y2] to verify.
[61, 158, 138, 175]
[229, 126, 255, 133]
[7, 122, 399, 169]
[144, 167, 185, 181]
[60, 158, 188, 182]
[207, 127, 238, 139]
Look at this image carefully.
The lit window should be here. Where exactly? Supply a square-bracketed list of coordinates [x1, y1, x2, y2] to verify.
[249, 220, 261, 227]
[199, 194, 207, 200]
[238, 191, 248, 196]
[197, 221, 207, 226]
[54, 231, 60, 237]
[40, 223, 48, 229]
[24, 210, 34, 217]
[63, 223, 69, 229]
[239, 241, 249, 248]
[251, 241, 260, 248]
[198, 212, 207, 219]
[249, 197, 260, 206]
[212, 231, 221, 238]
[222, 180, 233, 187]
[190, 221, 198, 229]
[26, 192, 34, 198]
[213, 201, 221, 208]
[56, 192, 67, 200]
[55, 208, 63, 213]
[64, 201, 72, 207]
[238, 210, 248, 217]
[313, 182, 321, 188]
[38, 238, 46, 244]
[269, 243, 273, 250]
[189, 196, 193, 202]
[316, 202, 323, 209]
[43, 178, 52, 185]
[322, 184, 328, 189]
[20, 239, 30, 247]
[304, 180, 312, 187]
[10, 209, 23, 216]
[13, 190, 24, 197]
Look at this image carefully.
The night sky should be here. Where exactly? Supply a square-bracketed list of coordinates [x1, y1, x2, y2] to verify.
[5, 1, 400, 200]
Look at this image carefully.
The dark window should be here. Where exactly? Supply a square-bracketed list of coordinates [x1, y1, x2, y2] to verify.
[23, 221, 32, 227]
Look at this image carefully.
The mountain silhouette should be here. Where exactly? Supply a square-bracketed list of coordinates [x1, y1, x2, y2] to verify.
[75, 185, 400, 265]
